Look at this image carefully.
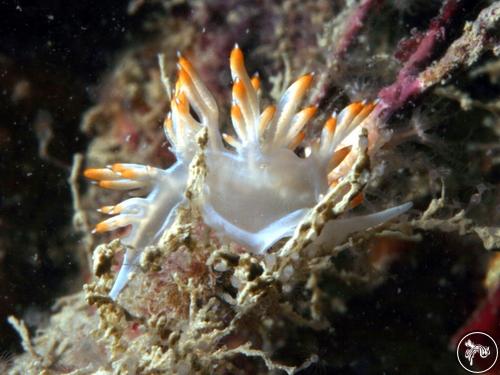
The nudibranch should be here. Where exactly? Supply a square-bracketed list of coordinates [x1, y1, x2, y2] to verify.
[85, 45, 411, 299]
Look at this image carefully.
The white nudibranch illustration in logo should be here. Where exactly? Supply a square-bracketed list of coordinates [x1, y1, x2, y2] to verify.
[85, 45, 412, 299]
[465, 339, 491, 366]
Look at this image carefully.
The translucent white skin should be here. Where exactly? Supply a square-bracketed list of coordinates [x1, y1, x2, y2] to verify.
[316, 202, 413, 246]
[203, 151, 412, 254]
[108, 162, 187, 299]
[85, 46, 411, 299]
[203, 149, 326, 253]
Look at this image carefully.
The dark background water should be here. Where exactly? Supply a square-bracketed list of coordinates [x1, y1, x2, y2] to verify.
[0, 0, 155, 354]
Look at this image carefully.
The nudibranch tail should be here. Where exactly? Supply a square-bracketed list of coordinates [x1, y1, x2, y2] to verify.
[317, 202, 413, 246]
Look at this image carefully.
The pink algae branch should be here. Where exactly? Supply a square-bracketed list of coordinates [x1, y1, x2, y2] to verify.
[311, 0, 382, 107]
[329, 1, 499, 184]
[376, 0, 462, 121]
[376, 1, 500, 122]
[334, 0, 381, 58]
[418, 2, 500, 91]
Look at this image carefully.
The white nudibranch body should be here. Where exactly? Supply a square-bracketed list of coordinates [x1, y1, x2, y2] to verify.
[85, 45, 411, 299]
